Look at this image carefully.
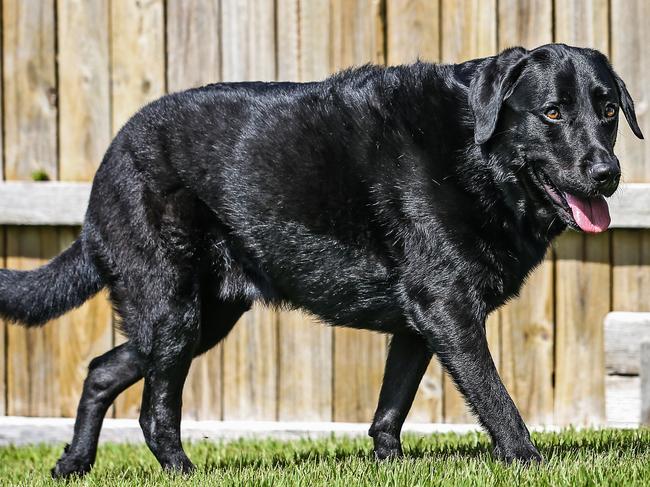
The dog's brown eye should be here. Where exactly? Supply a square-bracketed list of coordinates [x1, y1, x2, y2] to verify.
[605, 105, 617, 118]
[545, 107, 561, 120]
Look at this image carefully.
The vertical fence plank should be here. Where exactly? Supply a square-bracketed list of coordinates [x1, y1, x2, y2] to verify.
[386, 0, 440, 66]
[440, 0, 496, 63]
[386, 0, 443, 423]
[221, 0, 278, 420]
[166, 0, 223, 421]
[554, 232, 609, 425]
[6, 230, 60, 416]
[57, 0, 113, 418]
[276, 0, 299, 81]
[554, 0, 609, 53]
[439, 0, 496, 423]
[276, 0, 333, 421]
[111, 0, 166, 418]
[111, 0, 166, 132]
[610, 0, 649, 182]
[496, 0, 554, 426]
[330, 0, 387, 423]
[3, 0, 59, 417]
[498, 0, 553, 49]
[611, 1, 650, 322]
[613, 231, 650, 310]
[553, 0, 609, 426]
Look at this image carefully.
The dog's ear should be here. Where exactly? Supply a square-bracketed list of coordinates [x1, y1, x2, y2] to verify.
[469, 47, 529, 145]
[608, 66, 644, 140]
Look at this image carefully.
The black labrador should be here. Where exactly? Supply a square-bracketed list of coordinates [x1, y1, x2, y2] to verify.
[0, 44, 643, 478]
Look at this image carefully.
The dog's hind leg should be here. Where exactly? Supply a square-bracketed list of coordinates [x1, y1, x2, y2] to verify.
[136, 290, 254, 473]
[369, 332, 433, 460]
[51, 297, 250, 479]
[51, 342, 144, 478]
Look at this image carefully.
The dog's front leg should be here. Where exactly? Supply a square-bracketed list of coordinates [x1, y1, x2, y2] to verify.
[408, 298, 542, 463]
[369, 332, 433, 459]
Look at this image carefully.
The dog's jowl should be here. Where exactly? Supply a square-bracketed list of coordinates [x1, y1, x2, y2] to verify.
[0, 44, 642, 477]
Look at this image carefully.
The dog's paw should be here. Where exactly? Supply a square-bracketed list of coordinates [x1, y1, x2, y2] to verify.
[493, 441, 543, 464]
[51, 450, 93, 480]
[163, 456, 195, 475]
[372, 431, 403, 461]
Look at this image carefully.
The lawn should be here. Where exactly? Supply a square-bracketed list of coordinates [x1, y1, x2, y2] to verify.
[0, 429, 648, 486]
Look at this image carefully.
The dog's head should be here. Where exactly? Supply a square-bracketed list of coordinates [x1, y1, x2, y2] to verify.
[469, 44, 643, 233]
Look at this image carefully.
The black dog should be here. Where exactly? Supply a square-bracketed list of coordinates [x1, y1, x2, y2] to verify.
[0, 44, 642, 478]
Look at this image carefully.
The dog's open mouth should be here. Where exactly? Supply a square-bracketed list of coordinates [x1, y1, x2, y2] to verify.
[536, 172, 611, 233]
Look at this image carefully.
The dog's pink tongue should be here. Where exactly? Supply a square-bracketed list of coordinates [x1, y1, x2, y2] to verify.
[563, 193, 611, 233]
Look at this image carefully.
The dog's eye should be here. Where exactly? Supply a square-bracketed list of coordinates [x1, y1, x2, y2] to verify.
[605, 105, 617, 118]
[544, 107, 561, 120]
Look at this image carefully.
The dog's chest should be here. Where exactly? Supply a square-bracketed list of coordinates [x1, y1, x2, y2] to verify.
[481, 237, 550, 310]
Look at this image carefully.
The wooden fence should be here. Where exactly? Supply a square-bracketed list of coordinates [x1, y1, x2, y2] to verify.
[0, 0, 648, 426]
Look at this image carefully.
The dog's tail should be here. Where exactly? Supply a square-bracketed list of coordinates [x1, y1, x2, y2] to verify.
[0, 238, 104, 327]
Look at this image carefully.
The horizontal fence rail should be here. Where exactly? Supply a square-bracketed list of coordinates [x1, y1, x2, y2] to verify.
[1, 182, 648, 228]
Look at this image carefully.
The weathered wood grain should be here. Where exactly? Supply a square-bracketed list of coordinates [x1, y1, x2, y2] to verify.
[554, 231, 609, 425]
[330, 0, 385, 69]
[0, 182, 90, 225]
[498, 0, 552, 49]
[6, 228, 60, 416]
[2, 0, 57, 181]
[167, 0, 221, 91]
[440, 0, 496, 64]
[386, 0, 440, 65]
[110, 0, 166, 418]
[605, 375, 640, 425]
[611, 0, 650, 347]
[221, 0, 276, 82]
[166, 0, 223, 420]
[222, 305, 278, 420]
[3, 0, 60, 417]
[611, 0, 649, 182]
[333, 328, 387, 422]
[613, 230, 650, 312]
[58, 0, 111, 180]
[608, 184, 650, 228]
[604, 312, 650, 375]
[276, 0, 333, 421]
[553, 0, 610, 427]
[220, 0, 279, 420]
[110, 0, 165, 132]
[277, 311, 332, 421]
[553, 0, 609, 52]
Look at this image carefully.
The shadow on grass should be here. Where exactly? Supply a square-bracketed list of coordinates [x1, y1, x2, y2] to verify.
[536, 432, 650, 459]
[200, 441, 492, 472]
[198, 430, 650, 472]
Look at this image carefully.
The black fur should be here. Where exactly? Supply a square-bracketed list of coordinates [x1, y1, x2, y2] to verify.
[0, 43, 642, 478]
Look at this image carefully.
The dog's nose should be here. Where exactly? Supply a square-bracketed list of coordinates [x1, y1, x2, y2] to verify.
[588, 160, 620, 196]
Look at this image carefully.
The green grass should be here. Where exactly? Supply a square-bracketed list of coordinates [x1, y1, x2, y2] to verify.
[0, 429, 648, 486]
